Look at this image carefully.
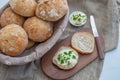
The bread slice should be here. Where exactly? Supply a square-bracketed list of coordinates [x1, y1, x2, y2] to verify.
[53, 46, 79, 70]
[71, 32, 95, 54]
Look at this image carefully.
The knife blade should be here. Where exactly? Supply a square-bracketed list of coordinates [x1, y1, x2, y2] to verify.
[90, 15, 104, 60]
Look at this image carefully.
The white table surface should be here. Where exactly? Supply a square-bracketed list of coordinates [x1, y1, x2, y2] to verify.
[0, 0, 120, 80]
[99, 24, 120, 80]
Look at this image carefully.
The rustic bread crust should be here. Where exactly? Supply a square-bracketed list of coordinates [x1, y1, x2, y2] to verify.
[9, 0, 37, 17]
[0, 7, 25, 27]
[0, 24, 28, 56]
[23, 16, 53, 42]
[36, 0, 68, 21]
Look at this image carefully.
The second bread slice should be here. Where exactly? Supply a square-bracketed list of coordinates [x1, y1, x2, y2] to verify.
[71, 32, 95, 54]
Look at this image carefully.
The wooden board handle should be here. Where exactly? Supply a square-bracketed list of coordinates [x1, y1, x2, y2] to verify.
[95, 37, 104, 60]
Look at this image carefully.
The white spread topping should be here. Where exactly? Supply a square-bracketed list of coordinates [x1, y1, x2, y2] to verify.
[55, 49, 78, 66]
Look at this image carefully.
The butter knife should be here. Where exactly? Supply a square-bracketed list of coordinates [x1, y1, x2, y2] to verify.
[90, 15, 104, 60]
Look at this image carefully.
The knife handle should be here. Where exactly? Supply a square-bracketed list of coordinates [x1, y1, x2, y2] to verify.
[95, 37, 104, 60]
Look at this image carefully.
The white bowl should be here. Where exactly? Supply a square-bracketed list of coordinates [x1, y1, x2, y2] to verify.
[69, 11, 87, 27]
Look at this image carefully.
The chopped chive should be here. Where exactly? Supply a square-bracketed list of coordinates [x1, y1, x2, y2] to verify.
[78, 18, 81, 21]
[57, 50, 77, 65]
[61, 59, 64, 64]
[72, 55, 76, 59]
[64, 52, 67, 55]
[68, 51, 72, 56]
[57, 56, 60, 61]
[69, 51, 72, 53]
[67, 57, 70, 60]
[73, 18, 77, 20]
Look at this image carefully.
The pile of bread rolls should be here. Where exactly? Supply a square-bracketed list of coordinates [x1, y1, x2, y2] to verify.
[0, 0, 68, 56]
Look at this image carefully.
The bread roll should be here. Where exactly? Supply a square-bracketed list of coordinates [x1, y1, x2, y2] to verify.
[36, 0, 68, 21]
[0, 24, 28, 56]
[23, 16, 53, 42]
[71, 32, 95, 54]
[26, 39, 35, 49]
[0, 7, 25, 27]
[9, 0, 37, 17]
[53, 46, 79, 70]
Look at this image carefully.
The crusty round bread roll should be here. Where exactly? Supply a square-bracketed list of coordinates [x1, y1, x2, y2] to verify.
[0, 7, 25, 27]
[23, 16, 53, 42]
[9, 0, 37, 17]
[26, 39, 35, 49]
[36, 0, 68, 21]
[53, 46, 79, 70]
[71, 32, 95, 54]
[0, 24, 28, 56]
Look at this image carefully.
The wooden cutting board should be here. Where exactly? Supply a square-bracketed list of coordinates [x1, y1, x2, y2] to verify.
[41, 28, 105, 80]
